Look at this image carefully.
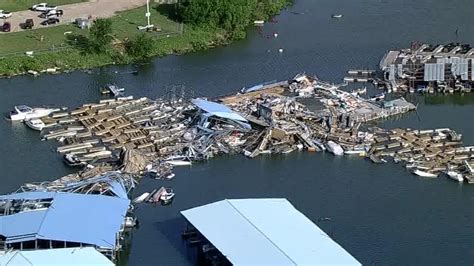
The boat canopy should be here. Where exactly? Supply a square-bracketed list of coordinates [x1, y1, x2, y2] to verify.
[181, 198, 361, 265]
[0, 191, 130, 249]
[15, 105, 32, 113]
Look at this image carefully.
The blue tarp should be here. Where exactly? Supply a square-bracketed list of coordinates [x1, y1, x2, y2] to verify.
[181, 198, 361, 266]
[191, 98, 248, 123]
[0, 247, 113, 265]
[0, 192, 129, 249]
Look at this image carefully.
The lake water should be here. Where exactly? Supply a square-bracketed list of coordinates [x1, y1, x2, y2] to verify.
[1, 0, 473, 265]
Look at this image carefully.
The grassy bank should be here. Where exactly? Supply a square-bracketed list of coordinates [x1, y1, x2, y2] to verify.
[0, 0, 87, 12]
[0, 1, 291, 77]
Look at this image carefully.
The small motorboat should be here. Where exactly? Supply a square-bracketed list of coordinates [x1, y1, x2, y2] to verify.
[331, 14, 343, 18]
[145, 187, 175, 205]
[412, 169, 438, 178]
[326, 141, 344, 156]
[350, 87, 367, 96]
[63, 153, 86, 167]
[133, 192, 150, 203]
[446, 171, 464, 182]
[124, 216, 138, 229]
[165, 173, 175, 180]
[9, 105, 58, 122]
[25, 118, 45, 131]
[370, 92, 385, 101]
[159, 188, 175, 205]
[100, 83, 125, 97]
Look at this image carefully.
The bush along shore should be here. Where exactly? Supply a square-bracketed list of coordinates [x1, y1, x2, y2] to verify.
[0, 0, 292, 77]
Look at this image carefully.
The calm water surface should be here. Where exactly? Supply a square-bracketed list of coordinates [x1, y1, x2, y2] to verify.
[0, 0, 473, 265]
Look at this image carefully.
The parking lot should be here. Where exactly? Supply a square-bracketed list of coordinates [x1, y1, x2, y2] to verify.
[1, 0, 145, 32]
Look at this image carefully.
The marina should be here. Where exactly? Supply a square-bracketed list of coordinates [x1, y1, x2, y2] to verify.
[6, 73, 473, 184]
[1, 1, 473, 264]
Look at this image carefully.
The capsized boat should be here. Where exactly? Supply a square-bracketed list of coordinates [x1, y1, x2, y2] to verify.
[25, 118, 45, 131]
[326, 141, 344, 156]
[9, 105, 59, 122]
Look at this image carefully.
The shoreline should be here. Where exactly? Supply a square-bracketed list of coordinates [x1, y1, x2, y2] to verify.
[0, 2, 291, 78]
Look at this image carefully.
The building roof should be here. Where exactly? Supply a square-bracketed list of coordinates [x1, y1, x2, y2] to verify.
[181, 198, 361, 266]
[0, 247, 113, 265]
[0, 192, 129, 249]
[192, 98, 248, 122]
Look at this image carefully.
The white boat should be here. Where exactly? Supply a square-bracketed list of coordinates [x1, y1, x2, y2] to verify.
[326, 141, 344, 156]
[9, 105, 58, 122]
[350, 87, 367, 96]
[63, 154, 86, 167]
[446, 171, 464, 182]
[165, 173, 175, 180]
[344, 149, 366, 156]
[164, 160, 192, 166]
[160, 188, 175, 205]
[133, 192, 150, 203]
[164, 155, 192, 166]
[412, 169, 438, 178]
[124, 216, 138, 228]
[331, 14, 343, 18]
[25, 118, 46, 131]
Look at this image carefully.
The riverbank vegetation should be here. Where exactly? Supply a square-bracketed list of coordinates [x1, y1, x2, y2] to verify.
[0, 0, 292, 77]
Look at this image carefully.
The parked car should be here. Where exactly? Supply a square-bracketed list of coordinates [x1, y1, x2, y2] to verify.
[1, 22, 11, 32]
[31, 3, 57, 12]
[20, 19, 34, 29]
[39, 9, 63, 18]
[0, 10, 12, 19]
[40, 18, 59, 26]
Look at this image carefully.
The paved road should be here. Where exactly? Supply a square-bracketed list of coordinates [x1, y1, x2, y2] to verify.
[1, 0, 145, 33]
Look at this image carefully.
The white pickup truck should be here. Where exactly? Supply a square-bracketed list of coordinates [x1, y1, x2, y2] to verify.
[31, 3, 58, 12]
[0, 10, 12, 19]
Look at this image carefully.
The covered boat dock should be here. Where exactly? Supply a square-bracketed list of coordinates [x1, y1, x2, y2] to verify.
[181, 198, 361, 265]
[0, 191, 130, 260]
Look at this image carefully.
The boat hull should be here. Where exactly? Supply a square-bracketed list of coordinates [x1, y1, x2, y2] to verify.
[25, 118, 45, 131]
[413, 170, 438, 178]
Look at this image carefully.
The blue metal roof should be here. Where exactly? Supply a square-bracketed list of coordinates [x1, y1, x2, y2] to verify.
[0, 192, 129, 249]
[0, 247, 113, 265]
[181, 198, 361, 266]
[192, 98, 248, 122]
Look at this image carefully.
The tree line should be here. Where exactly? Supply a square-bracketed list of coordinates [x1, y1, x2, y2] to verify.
[178, 0, 292, 39]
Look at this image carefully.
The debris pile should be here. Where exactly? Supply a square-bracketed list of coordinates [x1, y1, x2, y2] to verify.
[21, 73, 472, 184]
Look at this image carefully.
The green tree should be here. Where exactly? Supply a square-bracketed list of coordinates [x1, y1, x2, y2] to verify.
[89, 18, 113, 53]
[125, 34, 153, 60]
[178, 0, 291, 40]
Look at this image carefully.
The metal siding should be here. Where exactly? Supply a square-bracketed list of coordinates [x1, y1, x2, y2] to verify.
[192, 98, 248, 122]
